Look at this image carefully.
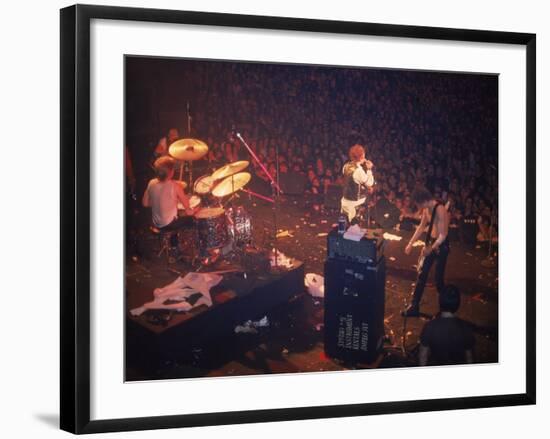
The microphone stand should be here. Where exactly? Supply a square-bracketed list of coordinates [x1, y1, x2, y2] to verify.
[186, 101, 195, 189]
[361, 162, 374, 229]
[235, 132, 283, 269]
[235, 133, 282, 194]
[274, 139, 280, 269]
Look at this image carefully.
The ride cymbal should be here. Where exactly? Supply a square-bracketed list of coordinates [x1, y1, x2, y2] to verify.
[168, 138, 209, 161]
[211, 160, 249, 180]
[212, 172, 251, 197]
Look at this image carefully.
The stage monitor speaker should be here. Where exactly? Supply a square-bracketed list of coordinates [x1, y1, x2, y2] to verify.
[327, 228, 384, 265]
[372, 197, 401, 229]
[324, 256, 386, 364]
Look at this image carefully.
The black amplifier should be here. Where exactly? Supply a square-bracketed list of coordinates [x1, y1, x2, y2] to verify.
[460, 217, 478, 247]
[324, 256, 386, 364]
[327, 228, 385, 264]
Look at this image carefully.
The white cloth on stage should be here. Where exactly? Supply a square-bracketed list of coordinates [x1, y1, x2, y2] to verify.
[304, 273, 325, 298]
[130, 272, 222, 316]
[343, 224, 366, 241]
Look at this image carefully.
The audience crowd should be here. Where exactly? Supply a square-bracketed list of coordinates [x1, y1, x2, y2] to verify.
[154, 61, 498, 241]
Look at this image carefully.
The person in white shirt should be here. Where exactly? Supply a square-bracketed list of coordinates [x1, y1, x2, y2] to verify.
[142, 156, 193, 232]
[340, 144, 375, 223]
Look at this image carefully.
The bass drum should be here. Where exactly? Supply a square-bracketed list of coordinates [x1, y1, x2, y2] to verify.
[195, 207, 228, 251]
[226, 206, 253, 247]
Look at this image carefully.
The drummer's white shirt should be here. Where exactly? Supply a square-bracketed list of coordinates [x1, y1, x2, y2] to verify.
[144, 178, 178, 228]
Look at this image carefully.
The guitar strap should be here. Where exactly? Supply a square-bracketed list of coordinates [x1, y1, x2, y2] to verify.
[425, 202, 443, 246]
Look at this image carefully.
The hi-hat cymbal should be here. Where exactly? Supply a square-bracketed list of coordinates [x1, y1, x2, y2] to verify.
[168, 138, 209, 161]
[211, 160, 249, 180]
[212, 172, 251, 198]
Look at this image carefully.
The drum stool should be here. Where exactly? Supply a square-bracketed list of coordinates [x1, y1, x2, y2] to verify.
[149, 225, 178, 264]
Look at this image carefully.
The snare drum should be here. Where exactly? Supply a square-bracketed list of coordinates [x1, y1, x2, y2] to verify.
[189, 195, 201, 209]
[177, 195, 201, 215]
[195, 207, 228, 250]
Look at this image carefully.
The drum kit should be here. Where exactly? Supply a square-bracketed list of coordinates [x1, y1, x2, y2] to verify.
[168, 138, 257, 264]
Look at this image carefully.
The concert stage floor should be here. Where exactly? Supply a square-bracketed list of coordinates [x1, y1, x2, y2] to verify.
[126, 193, 498, 381]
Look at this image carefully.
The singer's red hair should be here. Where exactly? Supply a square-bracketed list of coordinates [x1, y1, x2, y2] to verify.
[349, 144, 365, 162]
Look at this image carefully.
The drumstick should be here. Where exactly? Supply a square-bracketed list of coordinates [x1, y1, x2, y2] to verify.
[200, 268, 243, 275]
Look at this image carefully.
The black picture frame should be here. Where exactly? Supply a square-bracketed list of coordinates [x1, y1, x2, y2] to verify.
[60, 4, 536, 434]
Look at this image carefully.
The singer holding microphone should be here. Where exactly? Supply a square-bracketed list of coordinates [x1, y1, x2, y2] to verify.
[340, 144, 375, 224]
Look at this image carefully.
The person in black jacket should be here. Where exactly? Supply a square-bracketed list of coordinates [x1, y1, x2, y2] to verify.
[418, 285, 475, 366]
[340, 144, 375, 223]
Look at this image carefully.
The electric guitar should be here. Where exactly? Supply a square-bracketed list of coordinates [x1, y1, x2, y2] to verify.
[417, 243, 439, 274]
[416, 202, 445, 273]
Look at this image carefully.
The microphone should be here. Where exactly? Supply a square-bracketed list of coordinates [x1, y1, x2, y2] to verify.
[361, 159, 374, 171]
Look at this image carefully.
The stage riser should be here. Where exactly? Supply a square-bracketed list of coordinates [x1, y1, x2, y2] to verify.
[126, 263, 304, 373]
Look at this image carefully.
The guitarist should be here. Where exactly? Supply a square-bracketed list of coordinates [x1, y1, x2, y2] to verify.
[402, 186, 450, 317]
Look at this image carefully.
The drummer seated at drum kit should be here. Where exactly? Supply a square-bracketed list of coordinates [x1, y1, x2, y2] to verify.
[142, 156, 195, 247]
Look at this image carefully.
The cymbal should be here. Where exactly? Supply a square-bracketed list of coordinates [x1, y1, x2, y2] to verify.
[211, 160, 249, 180]
[193, 174, 215, 195]
[212, 172, 251, 198]
[168, 138, 208, 161]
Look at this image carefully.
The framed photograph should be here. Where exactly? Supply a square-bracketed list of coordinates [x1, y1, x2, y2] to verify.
[60, 4, 536, 434]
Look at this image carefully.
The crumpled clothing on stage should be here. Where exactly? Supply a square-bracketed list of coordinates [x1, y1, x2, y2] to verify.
[269, 248, 294, 269]
[343, 224, 366, 241]
[382, 232, 403, 241]
[130, 272, 223, 316]
[305, 273, 325, 298]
